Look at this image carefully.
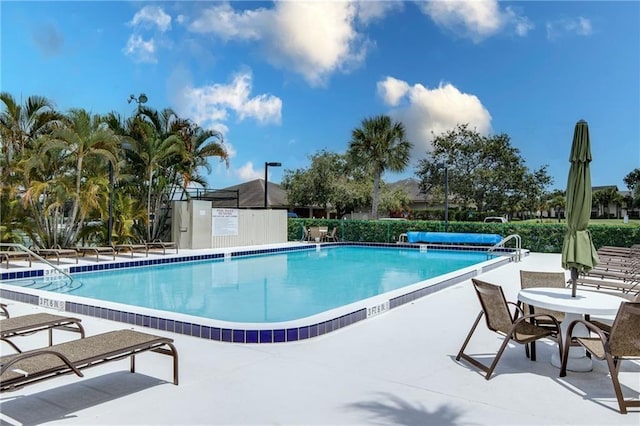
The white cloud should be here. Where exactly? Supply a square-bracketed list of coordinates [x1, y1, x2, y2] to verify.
[418, 0, 533, 42]
[129, 5, 172, 32]
[356, 0, 404, 25]
[237, 161, 263, 181]
[377, 76, 492, 159]
[171, 69, 282, 134]
[189, 3, 267, 41]
[122, 34, 157, 63]
[186, 1, 395, 86]
[546, 17, 593, 40]
[377, 76, 410, 107]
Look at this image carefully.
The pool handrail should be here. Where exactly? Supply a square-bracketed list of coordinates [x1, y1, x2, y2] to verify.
[488, 234, 522, 262]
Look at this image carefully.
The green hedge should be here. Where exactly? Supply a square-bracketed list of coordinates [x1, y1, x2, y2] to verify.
[288, 219, 640, 253]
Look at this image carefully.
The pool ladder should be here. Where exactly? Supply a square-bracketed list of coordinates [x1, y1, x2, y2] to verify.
[487, 234, 522, 262]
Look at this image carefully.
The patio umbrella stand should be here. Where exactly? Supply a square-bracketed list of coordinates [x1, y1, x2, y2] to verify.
[561, 119, 600, 297]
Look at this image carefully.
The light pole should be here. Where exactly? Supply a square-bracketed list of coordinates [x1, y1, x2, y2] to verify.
[264, 162, 282, 209]
[438, 163, 449, 232]
[128, 94, 151, 239]
[107, 161, 114, 244]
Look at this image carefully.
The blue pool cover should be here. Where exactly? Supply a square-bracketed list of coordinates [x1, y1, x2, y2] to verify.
[406, 232, 503, 245]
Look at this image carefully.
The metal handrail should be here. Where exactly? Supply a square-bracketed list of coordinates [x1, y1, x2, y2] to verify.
[0, 243, 76, 284]
[487, 234, 522, 262]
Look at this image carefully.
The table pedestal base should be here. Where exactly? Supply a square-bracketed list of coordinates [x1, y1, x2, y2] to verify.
[551, 312, 592, 372]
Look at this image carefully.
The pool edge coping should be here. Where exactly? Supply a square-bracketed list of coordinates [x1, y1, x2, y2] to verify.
[0, 242, 524, 343]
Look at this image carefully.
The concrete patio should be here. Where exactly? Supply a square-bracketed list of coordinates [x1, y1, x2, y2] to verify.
[0, 252, 638, 425]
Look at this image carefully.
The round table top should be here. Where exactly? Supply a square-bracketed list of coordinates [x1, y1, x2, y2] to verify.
[518, 287, 625, 316]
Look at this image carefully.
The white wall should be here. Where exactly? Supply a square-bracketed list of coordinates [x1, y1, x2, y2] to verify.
[172, 201, 288, 249]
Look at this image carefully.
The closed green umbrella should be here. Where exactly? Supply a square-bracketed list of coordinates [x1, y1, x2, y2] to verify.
[561, 119, 600, 297]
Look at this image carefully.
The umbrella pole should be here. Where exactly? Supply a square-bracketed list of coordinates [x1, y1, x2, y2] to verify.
[570, 267, 578, 297]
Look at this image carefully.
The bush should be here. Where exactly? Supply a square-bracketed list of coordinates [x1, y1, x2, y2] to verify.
[288, 219, 640, 253]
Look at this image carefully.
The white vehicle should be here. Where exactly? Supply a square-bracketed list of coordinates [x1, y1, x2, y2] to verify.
[484, 216, 508, 223]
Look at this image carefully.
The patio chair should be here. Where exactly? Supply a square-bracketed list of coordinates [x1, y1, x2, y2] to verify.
[1, 312, 85, 353]
[587, 291, 640, 334]
[308, 227, 321, 242]
[456, 278, 563, 380]
[0, 329, 179, 392]
[146, 240, 178, 255]
[323, 227, 338, 242]
[560, 302, 640, 414]
[520, 271, 566, 360]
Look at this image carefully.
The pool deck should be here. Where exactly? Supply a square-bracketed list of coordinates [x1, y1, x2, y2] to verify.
[1, 248, 638, 424]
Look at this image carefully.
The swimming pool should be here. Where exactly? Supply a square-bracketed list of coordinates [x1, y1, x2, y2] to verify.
[0, 243, 515, 343]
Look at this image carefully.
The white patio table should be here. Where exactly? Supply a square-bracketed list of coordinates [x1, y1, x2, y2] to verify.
[517, 287, 625, 372]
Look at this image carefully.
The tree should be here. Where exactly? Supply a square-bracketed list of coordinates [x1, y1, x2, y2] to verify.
[129, 107, 188, 241]
[379, 185, 411, 217]
[19, 109, 120, 247]
[520, 166, 554, 219]
[415, 124, 548, 215]
[547, 189, 566, 220]
[283, 151, 353, 218]
[623, 168, 640, 207]
[347, 115, 412, 219]
[593, 187, 623, 218]
[0, 93, 62, 244]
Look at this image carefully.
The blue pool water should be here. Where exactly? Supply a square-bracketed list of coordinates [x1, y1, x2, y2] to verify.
[11, 246, 489, 323]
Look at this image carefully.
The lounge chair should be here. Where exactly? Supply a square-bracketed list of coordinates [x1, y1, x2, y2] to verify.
[574, 275, 639, 295]
[0, 329, 179, 392]
[1, 312, 85, 353]
[456, 278, 563, 380]
[0, 303, 9, 319]
[560, 302, 640, 414]
[146, 240, 178, 255]
[0, 250, 32, 268]
[32, 247, 79, 265]
[74, 246, 116, 261]
[114, 243, 149, 258]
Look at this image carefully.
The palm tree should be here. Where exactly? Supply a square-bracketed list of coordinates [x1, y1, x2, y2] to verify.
[175, 121, 228, 194]
[0, 92, 61, 160]
[347, 115, 412, 219]
[0, 93, 62, 243]
[21, 109, 120, 247]
[130, 107, 187, 242]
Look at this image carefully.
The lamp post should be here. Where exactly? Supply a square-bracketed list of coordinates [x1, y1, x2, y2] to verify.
[438, 163, 449, 232]
[107, 161, 114, 244]
[264, 162, 282, 209]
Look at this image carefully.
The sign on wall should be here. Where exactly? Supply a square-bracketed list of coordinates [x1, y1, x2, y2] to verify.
[212, 208, 239, 236]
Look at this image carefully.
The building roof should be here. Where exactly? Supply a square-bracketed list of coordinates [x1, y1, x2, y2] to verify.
[215, 179, 288, 209]
[592, 185, 619, 192]
[387, 177, 427, 202]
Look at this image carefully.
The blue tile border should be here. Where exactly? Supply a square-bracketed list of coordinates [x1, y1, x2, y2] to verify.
[0, 243, 520, 343]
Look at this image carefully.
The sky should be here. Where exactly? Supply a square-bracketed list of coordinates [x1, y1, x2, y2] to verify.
[1, 1, 639, 192]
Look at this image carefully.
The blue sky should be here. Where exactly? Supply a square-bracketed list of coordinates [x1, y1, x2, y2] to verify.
[2, 1, 639, 192]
